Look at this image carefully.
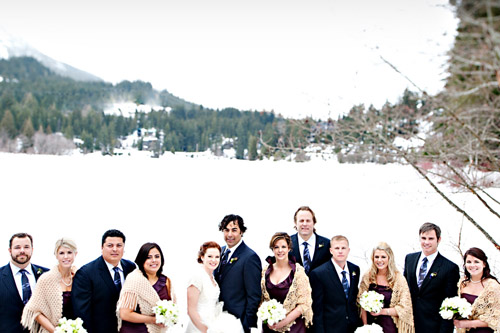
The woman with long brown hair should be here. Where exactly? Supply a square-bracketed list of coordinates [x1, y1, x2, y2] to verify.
[453, 247, 500, 332]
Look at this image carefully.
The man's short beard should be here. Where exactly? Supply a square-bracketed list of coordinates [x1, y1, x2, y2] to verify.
[12, 254, 30, 265]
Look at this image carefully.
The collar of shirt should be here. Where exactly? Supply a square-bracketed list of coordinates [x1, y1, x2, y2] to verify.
[416, 251, 439, 279]
[10, 262, 36, 299]
[331, 259, 350, 284]
[225, 239, 243, 261]
[418, 251, 438, 267]
[297, 233, 316, 260]
[104, 259, 124, 282]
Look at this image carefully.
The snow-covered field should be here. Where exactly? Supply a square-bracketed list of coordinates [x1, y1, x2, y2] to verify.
[1, 151, 499, 327]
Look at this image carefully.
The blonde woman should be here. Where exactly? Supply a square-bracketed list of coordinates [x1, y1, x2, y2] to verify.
[358, 242, 414, 333]
[21, 238, 78, 333]
[260, 232, 312, 332]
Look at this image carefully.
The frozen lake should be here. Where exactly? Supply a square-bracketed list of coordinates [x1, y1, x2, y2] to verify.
[1, 151, 499, 326]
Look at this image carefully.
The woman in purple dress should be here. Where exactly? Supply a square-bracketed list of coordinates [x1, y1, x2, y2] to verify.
[358, 242, 414, 333]
[260, 232, 312, 333]
[454, 247, 500, 333]
[117, 243, 175, 333]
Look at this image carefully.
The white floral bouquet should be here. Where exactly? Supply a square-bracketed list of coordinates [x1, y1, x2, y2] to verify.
[439, 296, 472, 320]
[257, 299, 287, 326]
[354, 323, 384, 333]
[359, 291, 385, 313]
[152, 300, 180, 327]
[54, 317, 87, 333]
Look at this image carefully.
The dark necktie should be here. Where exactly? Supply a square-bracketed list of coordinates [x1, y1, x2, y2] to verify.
[113, 266, 122, 291]
[20, 269, 32, 304]
[220, 249, 231, 269]
[417, 257, 428, 288]
[303, 242, 312, 274]
[341, 270, 349, 299]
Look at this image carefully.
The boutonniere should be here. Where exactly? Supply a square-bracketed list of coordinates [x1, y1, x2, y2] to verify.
[230, 257, 238, 264]
[36, 268, 43, 275]
[351, 271, 357, 277]
[319, 243, 325, 248]
[430, 272, 437, 278]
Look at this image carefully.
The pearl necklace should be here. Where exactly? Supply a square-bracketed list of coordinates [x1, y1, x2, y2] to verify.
[61, 275, 72, 287]
[470, 279, 482, 284]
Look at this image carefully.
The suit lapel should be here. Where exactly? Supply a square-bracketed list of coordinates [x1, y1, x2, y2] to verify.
[347, 262, 358, 301]
[214, 245, 227, 277]
[312, 235, 327, 266]
[219, 242, 245, 278]
[31, 264, 44, 281]
[407, 252, 420, 291]
[98, 257, 118, 292]
[326, 261, 344, 294]
[1, 264, 24, 305]
[420, 253, 443, 291]
[291, 235, 303, 265]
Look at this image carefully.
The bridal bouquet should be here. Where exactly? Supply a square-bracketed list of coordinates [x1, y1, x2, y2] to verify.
[152, 300, 180, 327]
[354, 323, 384, 333]
[257, 299, 287, 326]
[359, 291, 385, 313]
[54, 317, 87, 333]
[439, 296, 472, 320]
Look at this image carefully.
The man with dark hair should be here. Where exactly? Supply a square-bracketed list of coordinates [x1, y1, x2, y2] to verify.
[72, 229, 135, 333]
[0, 232, 48, 332]
[291, 206, 331, 275]
[404, 222, 459, 333]
[214, 214, 261, 333]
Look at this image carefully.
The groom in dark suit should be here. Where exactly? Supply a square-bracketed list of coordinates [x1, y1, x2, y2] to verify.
[0, 232, 48, 332]
[310, 235, 361, 333]
[290, 206, 331, 275]
[72, 229, 136, 333]
[404, 222, 459, 333]
[214, 214, 262, 333]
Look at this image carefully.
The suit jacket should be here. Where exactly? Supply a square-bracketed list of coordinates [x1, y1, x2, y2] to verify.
[72, 256, 136, 333]
[404, 251, 459, 333]
[214, 241, 262, 333]
[309, 260, 361, 333]
[291, 233, 331, 275]
[0, 263, 48, 333]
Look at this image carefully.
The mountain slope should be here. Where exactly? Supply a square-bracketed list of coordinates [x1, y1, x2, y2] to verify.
[0, 27, 102, 82]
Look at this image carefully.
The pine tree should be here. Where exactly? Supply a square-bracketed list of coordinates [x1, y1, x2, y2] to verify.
[22, 117, 35, 139]
[0, 110, 16, 138]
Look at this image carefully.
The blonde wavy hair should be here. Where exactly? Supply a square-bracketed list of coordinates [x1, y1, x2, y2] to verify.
[367, 242, 399, 288]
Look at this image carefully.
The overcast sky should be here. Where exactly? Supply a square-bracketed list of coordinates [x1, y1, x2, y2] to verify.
[0, 0, 458, 119]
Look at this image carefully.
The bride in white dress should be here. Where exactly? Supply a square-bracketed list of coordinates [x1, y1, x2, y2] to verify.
[186, 241, 244, 333]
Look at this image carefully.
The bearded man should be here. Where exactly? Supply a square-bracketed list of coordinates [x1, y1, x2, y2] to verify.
[0, 232, 48, 332]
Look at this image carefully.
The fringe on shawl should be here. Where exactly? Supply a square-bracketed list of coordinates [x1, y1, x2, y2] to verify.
[20, 309, 44, 333]
[21, 265, 64, 333]
[459, 278, 500, 331]
[116, 269, 162, 333]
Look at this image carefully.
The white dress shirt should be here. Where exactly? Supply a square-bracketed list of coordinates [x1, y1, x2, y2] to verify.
[224, 239, 243, 261]
[104, 260, 124, 285]
[416, 251, 438, 281]
[297, 233, 316, 263]
[10, 262, 37, 299]
[332, 259, 350, 285]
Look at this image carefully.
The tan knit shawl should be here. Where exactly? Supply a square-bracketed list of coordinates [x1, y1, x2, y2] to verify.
[21, 265, 72, 333]
[458, 277, 500, 331]
[260, 263, 313, 332]
[116, 268, 168, 333]
[358, 271, 415, 333]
